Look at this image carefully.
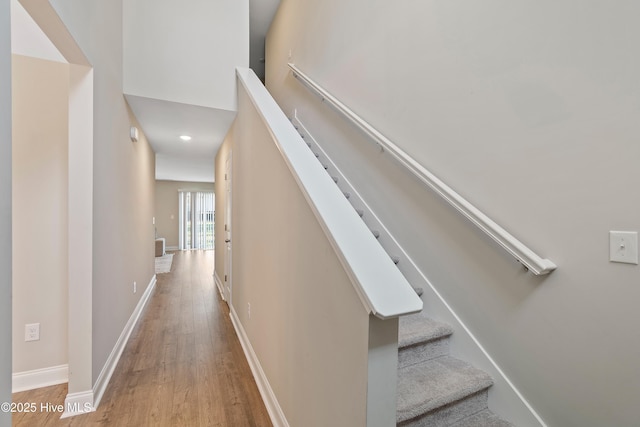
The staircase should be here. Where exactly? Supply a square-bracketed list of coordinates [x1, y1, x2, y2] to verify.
[292, 117, 516, 427]
[397, 310, 512, 426]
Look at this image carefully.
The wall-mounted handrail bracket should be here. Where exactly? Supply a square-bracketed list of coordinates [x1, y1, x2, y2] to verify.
[288, 63, 556, 276]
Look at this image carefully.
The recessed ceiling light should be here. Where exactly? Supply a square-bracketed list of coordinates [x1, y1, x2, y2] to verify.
[179, 135, 192, 141]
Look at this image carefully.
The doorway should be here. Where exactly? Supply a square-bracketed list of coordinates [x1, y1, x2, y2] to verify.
[223, 154, 232, 303]
[179, 191, 215, 250]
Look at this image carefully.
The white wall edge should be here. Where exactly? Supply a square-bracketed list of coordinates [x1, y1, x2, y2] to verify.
[229, 306, 289, 427]
[60, 390, 94, 418]
[213, 270, 225, 301]
[91, 274, 157, 409]
[12, 364, 68, 393]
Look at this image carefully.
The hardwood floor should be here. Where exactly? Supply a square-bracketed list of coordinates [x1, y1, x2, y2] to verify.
[12, 250, 272, 427]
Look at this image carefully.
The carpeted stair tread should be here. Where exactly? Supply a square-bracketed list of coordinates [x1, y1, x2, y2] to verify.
[399, 311, 453, 349]
[397, 356, 493, 424]
[451, 409, 515, 427]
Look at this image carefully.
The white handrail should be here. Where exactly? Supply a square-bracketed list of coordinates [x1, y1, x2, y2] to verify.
[237, 67, 423, 318]
[288, 63, 556, 276]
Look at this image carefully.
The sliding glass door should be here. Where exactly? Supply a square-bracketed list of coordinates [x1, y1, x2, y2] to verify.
[179, 191, 215, 250]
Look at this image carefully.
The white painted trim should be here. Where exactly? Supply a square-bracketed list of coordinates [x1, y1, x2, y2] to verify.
[12, 364, 68, 393]
[420, 268, 549, 427]
[229, 306, 289, 427]
[61, 390, 94, 418]
[288, 63, 556, 276]
[91, 275, 157, 409]
[214, 270, 225, 301]
[166, 245, 179, 251]
[294, 115, 547, 427]
[236, 67, 422, 319]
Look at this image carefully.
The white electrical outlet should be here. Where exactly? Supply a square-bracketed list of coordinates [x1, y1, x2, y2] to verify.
[25, 323, 40, 342]
[133, 281, 137, 293]
[610, 231, 638, 264]
[247, 302, 251, 319]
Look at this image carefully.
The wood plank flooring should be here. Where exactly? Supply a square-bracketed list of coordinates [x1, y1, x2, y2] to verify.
[12, 250, 272, 427]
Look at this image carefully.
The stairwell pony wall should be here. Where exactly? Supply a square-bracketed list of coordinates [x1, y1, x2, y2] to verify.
[266, 1, 640, 426]
[215, 78, 378, 426]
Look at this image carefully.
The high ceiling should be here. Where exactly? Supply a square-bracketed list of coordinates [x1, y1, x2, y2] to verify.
[125, 0, 280, 182]
[125, 95, 237, 182]
[13, 0, 281, 184]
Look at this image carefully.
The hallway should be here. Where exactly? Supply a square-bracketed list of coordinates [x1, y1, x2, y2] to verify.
[12, 251, 272, 426]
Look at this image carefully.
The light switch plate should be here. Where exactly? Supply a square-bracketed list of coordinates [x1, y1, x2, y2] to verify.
[609, 231, 638, 264]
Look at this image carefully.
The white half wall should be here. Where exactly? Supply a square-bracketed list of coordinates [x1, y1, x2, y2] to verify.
[226, 73, 371, 426]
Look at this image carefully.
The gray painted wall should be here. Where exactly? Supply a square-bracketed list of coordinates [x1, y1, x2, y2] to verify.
[266, 1, 640, 426]
[50, 0, 156, 386]
[0, 0, 12, 422]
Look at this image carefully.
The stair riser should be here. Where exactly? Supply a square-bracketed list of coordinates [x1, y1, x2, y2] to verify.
[398, 337, 450, 369]
[397, 389, 488, 427]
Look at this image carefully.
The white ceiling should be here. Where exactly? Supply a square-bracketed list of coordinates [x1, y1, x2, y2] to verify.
[125, 95, 236, 182]
[125, 0, 280, 182]
[13, 0, 282, 185]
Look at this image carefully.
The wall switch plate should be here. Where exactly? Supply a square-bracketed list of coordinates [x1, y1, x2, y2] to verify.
[133, 281, 137, 294]
[25, 323, 40, 342]
[247, 302, 251, 319]
[609, 231, 638, 264]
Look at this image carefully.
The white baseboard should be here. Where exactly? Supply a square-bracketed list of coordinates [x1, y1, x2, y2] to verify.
[229, 306, 289, 427]
[419, 271, 548, 427]
[61, 390, 94, 418]
[12, 364, 68, 393]
[91, 274, 157, 409]
[166, 245, 179, 251]
[214, 270, 225, 301]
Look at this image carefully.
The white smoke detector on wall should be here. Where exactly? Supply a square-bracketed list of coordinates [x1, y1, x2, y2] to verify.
[130, 126, 139, 142]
